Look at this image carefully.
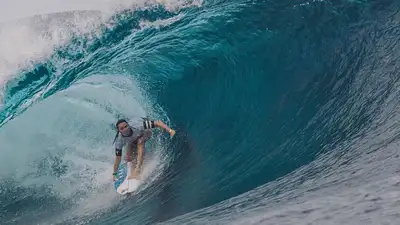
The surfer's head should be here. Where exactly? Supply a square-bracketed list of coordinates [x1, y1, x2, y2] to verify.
[112, 119, 131, 144]
[116, 119, 132, 136]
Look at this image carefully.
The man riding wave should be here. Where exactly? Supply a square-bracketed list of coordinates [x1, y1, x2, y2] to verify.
[112, 118, 175, 181]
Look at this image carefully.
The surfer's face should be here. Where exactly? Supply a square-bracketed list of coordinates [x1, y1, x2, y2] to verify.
[118, 122, 130, 136]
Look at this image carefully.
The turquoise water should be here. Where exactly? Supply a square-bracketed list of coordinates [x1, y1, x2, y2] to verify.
[1, 0, 400, 224]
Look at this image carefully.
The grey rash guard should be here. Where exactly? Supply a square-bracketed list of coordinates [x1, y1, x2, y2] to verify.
[114, 118, 155, 156]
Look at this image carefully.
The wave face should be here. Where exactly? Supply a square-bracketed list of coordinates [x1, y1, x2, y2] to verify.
[1, 0, 400, 224]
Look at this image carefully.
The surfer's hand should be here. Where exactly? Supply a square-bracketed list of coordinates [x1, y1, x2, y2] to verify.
[112, 172, 117, 181]
[169, 129, 176, 138]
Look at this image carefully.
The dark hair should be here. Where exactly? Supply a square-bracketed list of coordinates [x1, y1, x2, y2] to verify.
[113, 119, 128, 144]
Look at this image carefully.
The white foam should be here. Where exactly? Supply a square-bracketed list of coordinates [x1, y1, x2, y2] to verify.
[139, 13, 185, 30]
[0, 0, 200, 23]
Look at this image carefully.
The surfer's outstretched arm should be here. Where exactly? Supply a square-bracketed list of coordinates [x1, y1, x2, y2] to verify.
[142, 118, 175, 137]
[154, 120, 176, 138]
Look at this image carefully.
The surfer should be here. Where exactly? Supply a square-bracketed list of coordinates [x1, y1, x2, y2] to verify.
[112, 118, 175, 181]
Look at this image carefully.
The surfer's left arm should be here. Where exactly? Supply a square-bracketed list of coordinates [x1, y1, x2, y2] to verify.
[143, 119, 175, 138]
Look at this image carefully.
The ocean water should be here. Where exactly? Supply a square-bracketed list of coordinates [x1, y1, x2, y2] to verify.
[1, 0, 400, 224]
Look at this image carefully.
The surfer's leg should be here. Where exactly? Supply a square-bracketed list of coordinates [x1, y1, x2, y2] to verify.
[125, 143, 137, 177]
[125, 143, 133, 162]
[137, 130, 152, 168]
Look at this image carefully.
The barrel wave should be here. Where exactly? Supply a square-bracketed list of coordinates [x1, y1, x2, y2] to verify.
[1, 0, 400, 224]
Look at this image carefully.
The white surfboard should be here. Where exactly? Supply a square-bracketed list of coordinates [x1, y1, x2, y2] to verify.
[113, 162, 143, 195]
